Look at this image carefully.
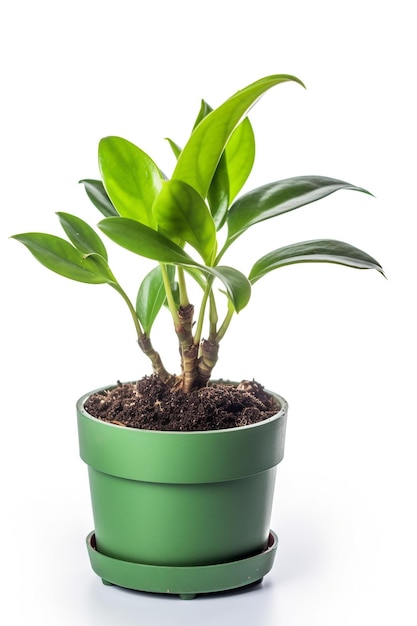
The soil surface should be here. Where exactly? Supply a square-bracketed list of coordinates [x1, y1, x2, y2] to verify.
[84, 375, 280, 431]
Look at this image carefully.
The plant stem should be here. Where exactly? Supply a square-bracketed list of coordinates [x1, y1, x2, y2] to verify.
[216, 304, 234, 342]
[110, 282, 144, 339]
[195, 286, 219, 387]
[177, 304, 197, 392]
[160, 263, 180, 328]
[193, 277, 213, 346]
[161, 264, 197, 391]
[196, 339, 219, 387]
[177, 267, 189, 308]
[137, 334, 173, 383]
[111, 282, 171, 382]
[208, 291, 218, 340]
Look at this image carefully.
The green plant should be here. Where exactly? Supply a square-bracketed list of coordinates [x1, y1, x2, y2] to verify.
[11, 74, 383, 393]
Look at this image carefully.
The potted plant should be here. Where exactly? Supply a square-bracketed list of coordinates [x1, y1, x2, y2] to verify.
[11, 74, 383, 599]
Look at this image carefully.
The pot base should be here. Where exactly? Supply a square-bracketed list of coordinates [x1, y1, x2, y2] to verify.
[86, 530, 278, 599]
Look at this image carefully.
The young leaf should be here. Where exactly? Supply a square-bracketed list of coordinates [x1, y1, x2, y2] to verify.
[165, 138, 182, 159]
[11, 233, 113, 284]
[249, 239, 384, 283]
[99, 217, 250, 311]
[225, 176, 373, 250]
[79, 179, 118, 217]
[98, 136, 162, 227]
[192, 99, 213, 130]
[57, 212, 108, 261]
[173, 74, 305, 198]
[153, 179, 217, 264]
[136, 265, 175, 334]
[164, 100, 215, 162]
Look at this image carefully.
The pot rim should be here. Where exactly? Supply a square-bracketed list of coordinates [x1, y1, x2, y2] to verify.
[77, 380, 288, 483]
[76, 379, 288, 436]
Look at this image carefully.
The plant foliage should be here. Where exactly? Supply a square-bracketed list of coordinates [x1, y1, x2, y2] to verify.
[11, 74, 384, 392]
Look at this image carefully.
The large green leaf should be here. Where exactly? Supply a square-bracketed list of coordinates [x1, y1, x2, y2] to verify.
[98, 217, 250, 311]
[225, 176, 373, 250]
[153, 179, 217, 264]
[172, 74, 304, 198]
[98, 136, 162, 226]
[11, 233, 114, 284]
[168, 102, 255, 230]
[57, 212, 108, 260]
[136, 265, 175, 333]
[249, 239, 384, 283]
[79, 179, 118, 217]
[99, 217, 193, 264]
[167, 100, 226, 226]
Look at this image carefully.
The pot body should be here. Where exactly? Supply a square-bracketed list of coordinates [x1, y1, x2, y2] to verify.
[77, 383, 288, 568]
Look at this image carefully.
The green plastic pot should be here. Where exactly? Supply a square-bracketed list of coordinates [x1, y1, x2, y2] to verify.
[77, 382, 288, 598]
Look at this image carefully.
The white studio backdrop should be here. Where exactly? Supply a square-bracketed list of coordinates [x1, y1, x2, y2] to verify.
[1, 1, 415, 625]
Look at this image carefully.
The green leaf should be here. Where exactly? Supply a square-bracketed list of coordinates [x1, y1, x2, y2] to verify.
[57, 212, 108, 261]
[99, 217, 197, 264]
[98, 136, 162, 226]
[173, 74, 305, 198]
[190, 100, 229, 229]
[207, 118, 256, 230]
[136, 265, 175, 333]
[249, 239, 385, 283]
[207, 152, 229, 230]
[165, 138, 182, 159]
[192, 99, 213, 130]
[98, 217, 250, 311]
[186, 101, 255, 229]
[211, 265, 251, 312]
[225, 117, 255, 204]
[153, 179, 217, 264]
[11, 233, 113, 284]
[98, 217, 202, 269]
[226, 176, 373, 249]
[79, 179, 118, 217]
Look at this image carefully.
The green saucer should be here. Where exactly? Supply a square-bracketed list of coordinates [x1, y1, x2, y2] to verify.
[86, 530, 278, 599]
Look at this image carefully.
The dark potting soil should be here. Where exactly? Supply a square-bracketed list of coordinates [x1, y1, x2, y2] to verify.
[84, 375, 280, 431]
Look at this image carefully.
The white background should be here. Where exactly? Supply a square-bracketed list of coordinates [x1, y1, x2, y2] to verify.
[1, 1, 415, 624]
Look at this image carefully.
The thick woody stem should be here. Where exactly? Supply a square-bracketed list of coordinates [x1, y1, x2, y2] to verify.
[177, 304, 198, 392]
[177, 304, 194, 346]
[137, 334, 173, 383]
[196, 339, 219, 388]
[182, 344, 199, 393]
